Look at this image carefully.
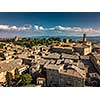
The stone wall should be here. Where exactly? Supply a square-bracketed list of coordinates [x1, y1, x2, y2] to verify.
[59, 74, 85, 87]
[46, 69, 85, 87]
[46, 69, 60, 86]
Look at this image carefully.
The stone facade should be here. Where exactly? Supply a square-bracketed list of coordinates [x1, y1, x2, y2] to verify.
[51, 46, 74, 54]
[0, 59, 28, 84]
[45, 61, 86, 87]
[46, 68, 85, 87]
[73, 45, 92, 56]
[59, 74, 85, 87]
[46, 69, 60, 86]
[90, 53, 100, 74]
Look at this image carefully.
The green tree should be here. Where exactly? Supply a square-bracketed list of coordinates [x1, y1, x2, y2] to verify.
[20, 74, 32, 86]
[15, 68, 20, 81]
[6, 72, 13, 86]
[69, 38, 73, 42]
[63, 39, 66, 43]
[0, 44, 5, 48]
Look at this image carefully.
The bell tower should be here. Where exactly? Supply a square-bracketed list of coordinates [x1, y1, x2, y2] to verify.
[83, 33, 87, 43]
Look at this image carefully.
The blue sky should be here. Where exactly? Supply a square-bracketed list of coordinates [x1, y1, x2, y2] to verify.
[0, 12, 100, 38]
[0, 12, 100, 27]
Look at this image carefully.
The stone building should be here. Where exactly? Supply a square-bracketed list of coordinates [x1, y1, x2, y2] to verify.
[29, 63, 40, 75]
[51, 45, 74, 54]
[93, 44, 100, 53]
[42, 52, 61, 60]
[44, 60, 87, 87]
[0, 59, 28, 84]
[14, 36, 19, 42]
[36, 77, 46, 86]
[90, 53, 100, 74]
[61, 53, 79, 63]
[73, 44, 92, 56]
[50, 34, 92, 56]
[73, 33, 92, 56]
[83, 33, 87, 43]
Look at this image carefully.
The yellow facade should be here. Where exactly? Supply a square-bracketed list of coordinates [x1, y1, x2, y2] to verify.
[84, 46, 92, 55]
[0, 72, 6, 83]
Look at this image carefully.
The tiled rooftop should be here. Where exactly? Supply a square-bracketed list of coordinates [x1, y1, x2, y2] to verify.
[91, 52, 100, 60]
[0, 59, 26, 73]
[42, 53, 61, 59]
[61, 53, 79, 60]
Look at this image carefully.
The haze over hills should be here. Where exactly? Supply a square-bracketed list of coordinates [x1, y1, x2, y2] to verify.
[0, 24, 100, 39]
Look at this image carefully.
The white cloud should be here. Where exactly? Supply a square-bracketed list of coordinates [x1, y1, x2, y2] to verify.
[39, 26, 44, 30]
[54, 26, 66, 31]
[0, 25, 11, 30]
[34, 25, 39, 30]
[33, 25, 44, 31]
[0, 24, 100, 34]
[10, 26, 18, 30]
[0, 24, 32, 31]
[45, 26, 100, 34]
[33, 25, 100, 34]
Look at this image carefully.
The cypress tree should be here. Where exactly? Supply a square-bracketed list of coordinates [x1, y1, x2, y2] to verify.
[6, 71, 13, 86]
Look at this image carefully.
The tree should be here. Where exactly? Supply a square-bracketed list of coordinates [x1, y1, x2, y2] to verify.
[63, 39, 66, 43]
[69, 38, 73, 42]
[6, 72, 13, 86]
[0, 44, 5, 49]
[15, 68, 20, 81]
[20, 74, 32, 86]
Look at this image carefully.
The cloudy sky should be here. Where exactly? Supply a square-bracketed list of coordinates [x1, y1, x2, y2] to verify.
[0, 12, 100, 38]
